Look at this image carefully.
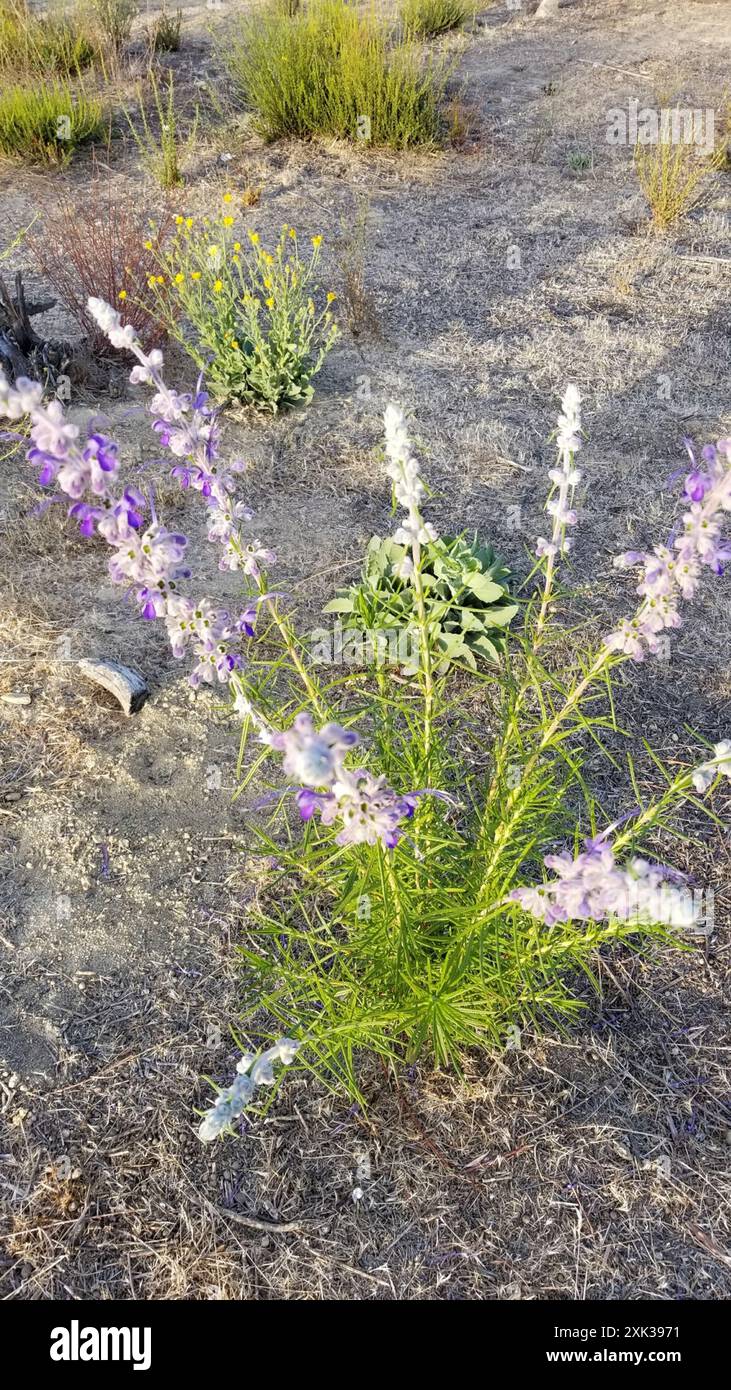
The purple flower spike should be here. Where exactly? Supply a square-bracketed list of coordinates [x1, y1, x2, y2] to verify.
[1, 297, 272, 697]
[606, 436, 731, 661]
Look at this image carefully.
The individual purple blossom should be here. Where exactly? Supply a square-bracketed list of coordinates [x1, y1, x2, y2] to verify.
[237, 603, 259, 638]
[270, 712, 358, 786]
[685, 470, 710, 503]
[190, 645, 243, 689]
[28, 398, 80, 458]
[67, 501, 105, 537]
[206, 500, 255, 547]
[163, 594, 196, 657]
[681, 438, 724, 503]
[96, 488, 146, 542]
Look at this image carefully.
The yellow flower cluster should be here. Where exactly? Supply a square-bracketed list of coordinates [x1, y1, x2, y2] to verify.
[131, 200, 340, 388]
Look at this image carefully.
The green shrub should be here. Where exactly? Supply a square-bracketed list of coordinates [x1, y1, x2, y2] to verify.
[567, 149, 592, 173]
[325, 533, 518, 671]
[205, 389, 725, 1107]
[125, 70, 197, 189]
[401, 0, 477, 40]
[0, 0, 98, 75]
[151, 4, 181, 52]
[223, 0, 449, 149]
[88, 0, 137, 51]
[634, 135, 725, 231]
[149, 207, 339, 410]
[0, 80, 105, 166]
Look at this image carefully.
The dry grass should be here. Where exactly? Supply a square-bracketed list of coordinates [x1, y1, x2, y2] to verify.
[3, 932, 731, 1299]
[335, 191, 381, 340]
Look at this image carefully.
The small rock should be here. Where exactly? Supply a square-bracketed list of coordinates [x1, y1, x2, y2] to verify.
[1, 692, 31, 706]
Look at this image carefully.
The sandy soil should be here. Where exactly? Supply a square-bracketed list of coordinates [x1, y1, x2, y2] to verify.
[1, 0, 731, 1299]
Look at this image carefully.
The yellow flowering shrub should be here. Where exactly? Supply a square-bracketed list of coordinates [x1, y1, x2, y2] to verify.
[147, 203, 339, 412]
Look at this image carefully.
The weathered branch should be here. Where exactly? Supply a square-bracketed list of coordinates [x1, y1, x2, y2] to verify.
[77, 659, 151, 716]
[0, 270, 67, 384]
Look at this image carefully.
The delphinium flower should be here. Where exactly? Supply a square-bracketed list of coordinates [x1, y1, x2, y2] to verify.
[510, 835, 701, 930]
[0, 375, 44, 417]
[0, 373, 133, 544]
[271, 711, 358, 784]
[383, 403, 437, 569]
[692, 739, 731, 793]
[220, 538, 277, 579]
[381, 404, 441, 773]
[536, 383, 580, 561]
[269, 712, 423, 850]
[107, 522, 189, 593]
[605, 437, 731, 660]
[88, 297, 270, 580]
[299, 768, 420, 849]
[0, 303, 262, 688]
[535, 383, 582, 561]
[198, 1037, 300, 1142]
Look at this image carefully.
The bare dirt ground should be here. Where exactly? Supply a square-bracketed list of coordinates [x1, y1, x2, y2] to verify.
[1, 0, 731, 1300]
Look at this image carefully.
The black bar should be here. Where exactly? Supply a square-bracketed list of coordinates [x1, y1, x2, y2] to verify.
[0, 1298, 724, 1376]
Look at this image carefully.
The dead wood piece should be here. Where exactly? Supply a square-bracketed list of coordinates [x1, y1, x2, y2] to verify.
[77, 659, 151, 716]
[218, 1209, 321, 1234]
[0, 269, 67, 384]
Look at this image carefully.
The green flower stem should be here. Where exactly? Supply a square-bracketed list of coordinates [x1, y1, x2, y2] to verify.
[410, 537, 435, 782]
[258, 579, 330, 722]
[478, 646, 613, 899]
[478, 512, 570, 848]
[610, 767, 700, 855]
